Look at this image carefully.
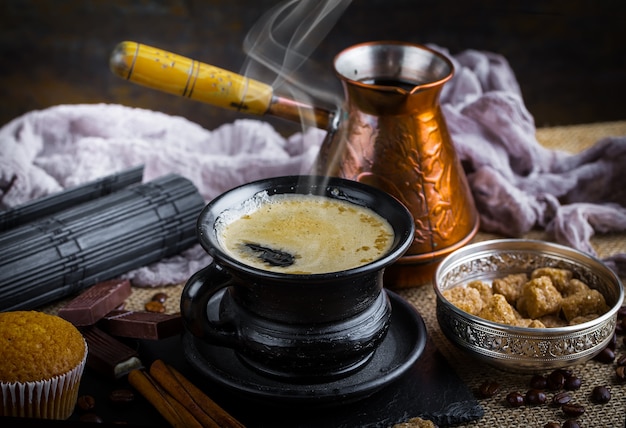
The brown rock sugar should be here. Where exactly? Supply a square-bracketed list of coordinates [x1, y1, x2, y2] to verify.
[443, 268, 610, 328]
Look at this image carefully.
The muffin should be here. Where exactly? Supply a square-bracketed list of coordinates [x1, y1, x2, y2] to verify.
[0, 311, 87, 419]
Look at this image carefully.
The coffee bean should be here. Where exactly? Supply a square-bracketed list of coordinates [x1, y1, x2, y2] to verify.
[557, 368, 573, 378]
[551, 391, 572, 406]
[616, 354, 626, 366]
[525, 389, 547, 405]
[562, 420, 581, 428]
[617, 305, 626, 318]
[109, 388, 135, 406]
[591, 385, 611, 404]
[529, 374, 547, 389]
[151, 292, 168, 303]
[564, 375, 582, 391]
[144, 300, 165, 313]
[79, 413, 104, 423]
[477, 380, 500, 398]
[593, 346, 615, 363]
[544, 423, 561, 428]
[76, 395, 96, 412]
[547, 370, 566, 390]
[506, 391, 525, 407]
[561, 403, 585, 417]
[616, 365, 626, 382]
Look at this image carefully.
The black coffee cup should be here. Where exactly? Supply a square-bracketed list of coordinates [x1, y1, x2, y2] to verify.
[181, 175, 414, 382]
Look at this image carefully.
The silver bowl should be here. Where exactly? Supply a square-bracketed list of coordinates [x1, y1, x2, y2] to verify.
[434, 239, 624, 372]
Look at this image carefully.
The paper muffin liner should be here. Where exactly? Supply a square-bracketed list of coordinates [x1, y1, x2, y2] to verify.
[0, 340, 87, 420]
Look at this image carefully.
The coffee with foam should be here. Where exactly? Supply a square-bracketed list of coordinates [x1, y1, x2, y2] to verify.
[215, 193, 394, 274]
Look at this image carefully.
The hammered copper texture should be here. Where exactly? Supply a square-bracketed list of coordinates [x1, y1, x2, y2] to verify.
[326, 105, 478, 257]
[316, 44, 479, 287]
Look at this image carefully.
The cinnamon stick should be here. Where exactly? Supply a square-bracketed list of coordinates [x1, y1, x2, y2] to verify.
[167, 364, 246, 428]
[150, 360, 245, 428]
[150, 360, 220, 428]
[128, 369, 203, 428]
[128, 369, 184, 427]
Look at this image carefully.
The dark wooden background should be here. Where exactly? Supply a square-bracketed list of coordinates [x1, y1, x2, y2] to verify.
[1, 0, 625, 135]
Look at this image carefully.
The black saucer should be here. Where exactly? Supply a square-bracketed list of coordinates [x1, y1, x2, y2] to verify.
[182, 289, 427, 406]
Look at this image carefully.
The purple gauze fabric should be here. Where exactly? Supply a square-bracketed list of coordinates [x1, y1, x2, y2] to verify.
[0, 47, 625, 285]
[435, 46, 626, 277]
[0, 107, 325, 286]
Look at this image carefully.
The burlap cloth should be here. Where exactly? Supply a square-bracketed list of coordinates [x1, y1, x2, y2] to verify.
[41, 121, 626, 427]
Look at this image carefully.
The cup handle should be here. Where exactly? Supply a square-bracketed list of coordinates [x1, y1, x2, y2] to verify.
[180, 262, 240, 348]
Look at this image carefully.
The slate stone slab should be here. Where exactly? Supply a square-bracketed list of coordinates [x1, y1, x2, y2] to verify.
[138, 327, 483, 427]
[50, 298, 484, 427]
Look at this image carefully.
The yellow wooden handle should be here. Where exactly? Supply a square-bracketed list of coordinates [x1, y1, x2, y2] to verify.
[110, 41, 273, 115]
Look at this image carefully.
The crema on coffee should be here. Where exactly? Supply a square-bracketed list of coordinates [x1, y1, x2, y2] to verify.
[215, 193, 394, 274]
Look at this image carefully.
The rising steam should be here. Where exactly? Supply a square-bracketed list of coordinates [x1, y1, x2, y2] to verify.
[240, 0, 352, 127]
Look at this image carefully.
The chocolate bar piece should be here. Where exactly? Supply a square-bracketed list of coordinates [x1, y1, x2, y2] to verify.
[100, 310, 183, 340]
[58, 278, 132, 326]
[81, 326, 143, 378]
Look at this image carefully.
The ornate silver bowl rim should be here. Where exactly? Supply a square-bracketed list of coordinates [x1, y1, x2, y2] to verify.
[433, 239, 624, 371]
